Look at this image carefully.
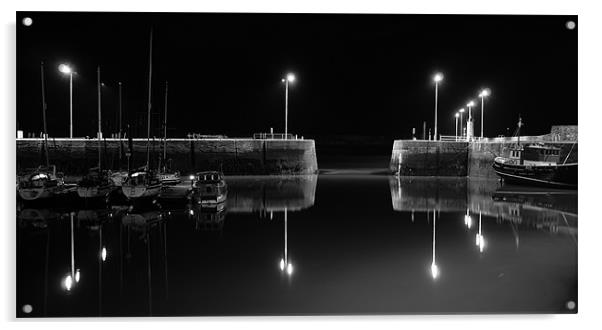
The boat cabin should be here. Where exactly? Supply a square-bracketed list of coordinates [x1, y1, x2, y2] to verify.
[194, 171, 224, 183]
[508, 144, 561, 166]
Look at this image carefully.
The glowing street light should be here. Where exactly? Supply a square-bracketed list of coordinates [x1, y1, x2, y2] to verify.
[466, 100, 475, 141]
[281, 73, 296, 139]
[454, 112, 459, 141]
[478, 88, 491, 139]
[432, 73, 444, 141]
[59, 64, 75, 138]
[458, 108, 465, 138]
[101, 247, 107, 262]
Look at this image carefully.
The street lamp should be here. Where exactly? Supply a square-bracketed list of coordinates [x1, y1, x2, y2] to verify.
[454, 112, 459, 141]
[466, 100, 475, 141]
[59, 64, 74, 138]
[458, 108, 465, 138]
[432, 73, 444, 141]
[478, 88, 491, 139]
[281, 73, 296, 139]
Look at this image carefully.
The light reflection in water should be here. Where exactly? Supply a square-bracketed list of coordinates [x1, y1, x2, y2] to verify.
[430, 209, 439, 280]
[16, 175, 576, 316]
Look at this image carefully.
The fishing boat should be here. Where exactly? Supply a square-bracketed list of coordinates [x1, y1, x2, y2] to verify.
[189, 171, 228, 206]
[77, 66, 116, 199]
[121, 29, 163, 200]
[17, 63, 68, 201]
[492, 117, 577, 189]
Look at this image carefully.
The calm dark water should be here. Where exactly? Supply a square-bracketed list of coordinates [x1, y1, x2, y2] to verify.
[16, 175, 577, 317]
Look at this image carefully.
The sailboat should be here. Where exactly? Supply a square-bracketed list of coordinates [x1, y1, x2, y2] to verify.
[492, 116, 577, 189]
[110, 81, 129, 187]
[77, 66, 117, 199]
[122, 29, 163, 200]
[157, 81, 181, 185]
[18, 62, 69, 201]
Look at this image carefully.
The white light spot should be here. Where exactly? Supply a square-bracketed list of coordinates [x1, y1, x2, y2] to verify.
[566, 300, 576, 310]
[22, 17, 33, 26]
[566, 21, 576, 30]
[22, 304, 33, 313]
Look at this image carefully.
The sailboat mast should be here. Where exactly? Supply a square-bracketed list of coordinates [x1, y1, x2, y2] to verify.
[163, 81, 168, 165]
[118, 82, 123, 166]
[146, 29, 153, 170]
[517, 116, 522, 146]
[97, 66, 102, 170]
[40, 61, 49, 167]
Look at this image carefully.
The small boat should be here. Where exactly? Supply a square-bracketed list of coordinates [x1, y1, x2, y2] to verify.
[492, 117, 577, 189]
[77, 67, 117, 200]
[121, 30, 163, 201]
[157, 170, 181, 185]
[156, 81, 181, 186]
[17, 63, 69, 202]
[77, 167, 116, 199]
[17, 166, 67, 201]
[189, 171, 228, 206]
[122, 169, 163, 200]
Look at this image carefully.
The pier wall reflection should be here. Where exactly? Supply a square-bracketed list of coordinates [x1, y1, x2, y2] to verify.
[389, 176, 577, 232]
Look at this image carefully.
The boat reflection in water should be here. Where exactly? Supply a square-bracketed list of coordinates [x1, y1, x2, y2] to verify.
[18, 173, 575, 316]
[389, 176, 577, 235]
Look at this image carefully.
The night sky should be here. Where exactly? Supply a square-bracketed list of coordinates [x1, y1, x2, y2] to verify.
[16, 12, 577, 141]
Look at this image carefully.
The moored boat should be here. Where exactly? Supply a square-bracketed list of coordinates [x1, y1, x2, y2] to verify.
[122, 169, 163, 199]
[189, 171, 228, 206]
[17, 166, 67, 201]
[77, 167, 116, 199]
[492, 117, 577, 189]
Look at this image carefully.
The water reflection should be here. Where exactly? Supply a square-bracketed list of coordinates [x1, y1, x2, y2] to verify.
[17, 174, 576, 316]
[389, 176, 578, 234]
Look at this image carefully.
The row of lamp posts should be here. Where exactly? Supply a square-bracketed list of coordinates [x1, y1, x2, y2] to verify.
[57, 62, 297, 140]
[432, 72, 491, 141]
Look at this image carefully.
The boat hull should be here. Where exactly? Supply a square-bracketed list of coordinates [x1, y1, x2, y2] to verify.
[18, 187, 55, 201]
[77, 184, 115, 199]
[492, 158, 577, 189]
[121, 183, 162, 199]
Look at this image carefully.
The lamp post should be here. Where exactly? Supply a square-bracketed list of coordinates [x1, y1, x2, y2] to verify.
[478, 88, 491, 139]
[458, 108, 465, 138]
[433, 73, 444, 141]
[281, 73, 295, 140]
[58, 64, 74, 138]
[454, 112, 459, 141]
[466, 100, 475, 141]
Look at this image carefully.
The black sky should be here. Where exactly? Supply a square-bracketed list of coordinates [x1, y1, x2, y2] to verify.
[16, 12, 577, 140]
